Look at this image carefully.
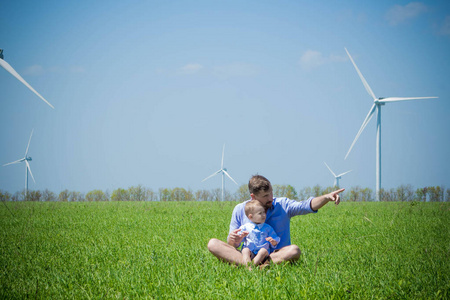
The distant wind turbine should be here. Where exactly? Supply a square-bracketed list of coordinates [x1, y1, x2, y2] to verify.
[0, 49, 54, 109]
[3, 129, 36, 197]
[324, 162, 351, 188]
[202, 144, 238, 201]
[344, 48, 438, 201]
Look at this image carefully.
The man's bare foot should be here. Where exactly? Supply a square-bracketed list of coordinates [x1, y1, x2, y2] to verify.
[259, 255, 272, 269]
[259, 261, 270, 270]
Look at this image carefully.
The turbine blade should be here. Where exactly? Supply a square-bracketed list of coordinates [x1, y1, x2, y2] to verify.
[25, 129, 34, 156]
[3, 158, 25, 166]
[0, 59, 54, 109]
[25, 161, 35, 183]
[323, 162, 337, 177]
[353, 103, 377, 142]
[221, 144, 225, 169]
[345, 48, 377, 101]
[223, 170, 238, 185]
[201, 170, 221, 182]
[337, 170, 352, 177]
[378, 97, 438, 103]
[345, 104, 377, 160]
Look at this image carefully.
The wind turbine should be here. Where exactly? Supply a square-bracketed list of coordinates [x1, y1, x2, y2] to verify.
[344, 48, 438, 201]
[202, 144, 238, 201]
[324, 162, 351, 189]
[3, 129, 36, 197]
[0, 49, 54, 109]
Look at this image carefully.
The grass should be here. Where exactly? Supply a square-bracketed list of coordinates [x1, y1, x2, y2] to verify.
[1, 200, 449, 299]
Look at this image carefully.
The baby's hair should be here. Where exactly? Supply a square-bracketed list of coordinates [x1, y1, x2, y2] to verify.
[244, 200, 265, 217]
[248, 174, 271, 195]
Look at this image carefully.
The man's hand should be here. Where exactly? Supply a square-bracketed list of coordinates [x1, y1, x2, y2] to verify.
[310, 188, 345, 210]
[326, 188, 345, 205]
[266, 237, 278, 247]
[227, 229, 248, 247]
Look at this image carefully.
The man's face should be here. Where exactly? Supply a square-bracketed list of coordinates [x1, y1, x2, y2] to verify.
[251, 185, 273, 210]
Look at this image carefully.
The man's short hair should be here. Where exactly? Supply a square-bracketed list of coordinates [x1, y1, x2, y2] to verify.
[244, 200, 265, 217]
[248, 174, 271, 195]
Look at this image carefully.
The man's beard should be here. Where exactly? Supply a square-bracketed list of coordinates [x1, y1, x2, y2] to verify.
[263, 202, 272, 210]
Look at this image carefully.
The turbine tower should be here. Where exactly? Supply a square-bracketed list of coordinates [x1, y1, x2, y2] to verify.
[202, 144, 238, 201]
[344, 48, 437, 201]
[324, 162, 351, 189]
[0, 49, 54, 108]
[3, 129, 36, 197]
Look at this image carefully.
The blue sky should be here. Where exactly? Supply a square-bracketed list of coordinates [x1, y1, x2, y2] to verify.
[1, 0, 449, 196]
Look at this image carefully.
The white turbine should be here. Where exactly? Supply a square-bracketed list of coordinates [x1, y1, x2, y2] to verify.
[3, 129, 36, 197]
[324, 162, 351, 189]
[0, 49, 54, 109]
[344, 48, 438, 201]
[202, 144, 238, 201]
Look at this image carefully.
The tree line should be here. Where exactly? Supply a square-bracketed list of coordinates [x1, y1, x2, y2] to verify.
[0, 184, 450, 202]
[0, 184, 448, 202]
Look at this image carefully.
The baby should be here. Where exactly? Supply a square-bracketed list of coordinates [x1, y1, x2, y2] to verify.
[238, 200, 280, 268]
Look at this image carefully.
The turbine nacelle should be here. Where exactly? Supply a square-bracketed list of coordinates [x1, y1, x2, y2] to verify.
[374, 99, 386, 105]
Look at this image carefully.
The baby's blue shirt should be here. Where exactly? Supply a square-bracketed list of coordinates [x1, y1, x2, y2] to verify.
[239, 222, 280, 254]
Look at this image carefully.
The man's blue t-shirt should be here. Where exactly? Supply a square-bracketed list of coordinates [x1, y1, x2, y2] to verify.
[229, 197, 317, 250]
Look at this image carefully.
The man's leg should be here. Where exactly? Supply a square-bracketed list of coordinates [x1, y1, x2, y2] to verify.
[253, 248, 269, 266]
[268, 245, 301, 264]
[207, 238, 245, 266]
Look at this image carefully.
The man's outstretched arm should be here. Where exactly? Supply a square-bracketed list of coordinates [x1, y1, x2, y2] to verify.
[310, 188, 345, 211]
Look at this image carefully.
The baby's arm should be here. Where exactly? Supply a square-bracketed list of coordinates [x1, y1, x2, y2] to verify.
[266, 236, 278, 247]
[265, 224, 281, 247]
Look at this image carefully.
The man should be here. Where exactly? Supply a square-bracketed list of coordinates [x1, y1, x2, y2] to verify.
[207, 174, 344, 266]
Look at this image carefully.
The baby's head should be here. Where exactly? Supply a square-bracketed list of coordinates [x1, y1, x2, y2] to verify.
[244, 200, 267, 224]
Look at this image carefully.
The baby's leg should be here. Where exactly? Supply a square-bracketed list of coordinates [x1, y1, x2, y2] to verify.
[253, 248, 269, 266]
[242, 248, 253, 268]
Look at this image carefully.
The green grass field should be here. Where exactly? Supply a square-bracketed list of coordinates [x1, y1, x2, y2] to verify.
[1, 200, 449, 299]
